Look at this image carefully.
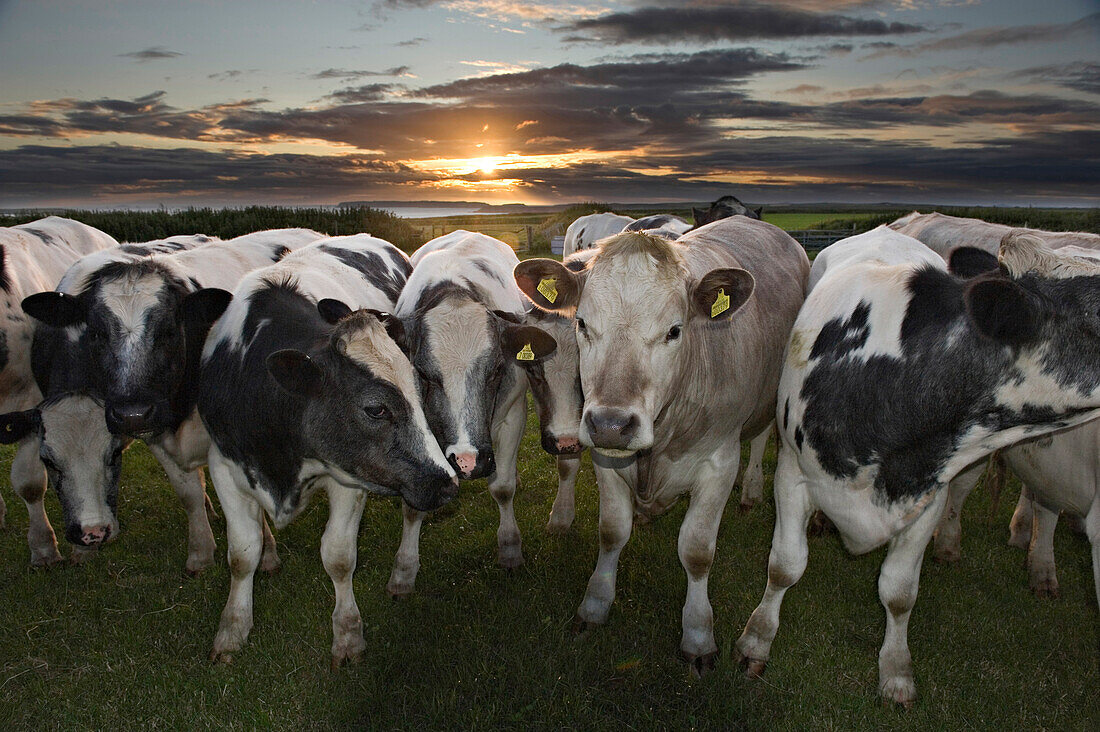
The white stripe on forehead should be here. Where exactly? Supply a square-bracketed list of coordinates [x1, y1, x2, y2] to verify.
[97, 272, 167, 335]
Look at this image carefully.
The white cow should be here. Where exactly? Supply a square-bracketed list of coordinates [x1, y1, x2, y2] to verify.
[736, 233, 1100, 705]
[0, 217, 117, 562]
[387, 230, 556, 596]
[890, 211, 1100, 259]
[516, 219, 809, 674]
[562, 213, 635, 257]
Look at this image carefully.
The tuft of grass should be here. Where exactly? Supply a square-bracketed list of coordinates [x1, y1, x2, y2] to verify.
[0, 402, 1097, 728]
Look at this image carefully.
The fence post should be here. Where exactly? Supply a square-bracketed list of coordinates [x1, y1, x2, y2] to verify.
[526, 225, 533, 252]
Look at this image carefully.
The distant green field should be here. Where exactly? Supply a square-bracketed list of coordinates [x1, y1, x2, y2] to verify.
[762, 212, 879, 231]
[1, 403, 1096, 728]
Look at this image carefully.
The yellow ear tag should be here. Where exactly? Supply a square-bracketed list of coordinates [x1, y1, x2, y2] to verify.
[537, 277, 558, 304]
[711, 288, 730, 318]
[516, 343, 535, 361]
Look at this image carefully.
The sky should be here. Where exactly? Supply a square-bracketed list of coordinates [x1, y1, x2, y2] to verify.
[0, 0, 1097, 208]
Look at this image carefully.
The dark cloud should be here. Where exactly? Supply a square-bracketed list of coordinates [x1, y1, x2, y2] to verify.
[868, 13, 1099, 58]
[208, 70, 244, 81]
[311, 66, 411, 80]
[557, 4, 925, 45]
[396, 36, 428, 47]
[324, 83, 400, 103]
[1020, 62, 1100, 96]
[117, 46, 183, 62]
[0, 144, 439, 205]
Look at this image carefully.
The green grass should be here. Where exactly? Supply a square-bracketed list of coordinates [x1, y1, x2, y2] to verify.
[761, 212, 880, 231]
[0, 402, 1097, 729]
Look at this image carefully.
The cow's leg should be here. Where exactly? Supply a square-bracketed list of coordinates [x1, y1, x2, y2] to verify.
[148, 443, 216, 575]
[208, 447, 264, 662]
[985, 451, 1008, 517]
[1087, 495, 1099, 611]
[576, 463, 635, 630]
[1008, 486, 1035, 549]
[933, 460, 984, 563]
[488, 396, 527, 568]
[260, 515, 280, 573]
[1026, 497, 1060, 598]
[738, 424, 770, 511]
[547, 454, 580, 533]
[322, 482, 367, 669]
[876, 488, 948, 707]
[735, 446, 812, 675]
[386, 502, 425, 597]
[678, 461, 737, 676]
[12, 435, 62, 566]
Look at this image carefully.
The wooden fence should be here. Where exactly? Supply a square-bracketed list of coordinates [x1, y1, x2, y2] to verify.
[417, 222, 535, 251]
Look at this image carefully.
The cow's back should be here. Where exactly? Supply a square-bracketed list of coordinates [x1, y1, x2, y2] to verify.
[891, 212, 1100, 256]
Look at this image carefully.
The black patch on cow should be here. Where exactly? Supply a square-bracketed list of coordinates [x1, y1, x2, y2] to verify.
[564, 258, 588, 273]
[797, 265, 1100, 502]
[119, 245, 147, 255]
[188, 276, 203, 290]
[782, 397, 789, 432]
[271, 244, 291, 261]
[624, 214, 687, 233]
[472, 258, 506, 286]
[19, 226, 60, 247]
[794, 426, 803, 451]
[948, 247, 999, 278]
[809, 301, 870, 360]
[0, 245, 9, 293]
[200, 280, 453, 513]
[317, 244, 406, 303]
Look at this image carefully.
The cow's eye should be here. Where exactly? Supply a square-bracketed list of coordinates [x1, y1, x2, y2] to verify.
[666, 324, 682, 342]
[365, 405, 390, 421]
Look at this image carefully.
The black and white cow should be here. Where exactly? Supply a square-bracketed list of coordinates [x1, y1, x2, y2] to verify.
[0, 217, 118, 563]
[562, 213, 636, 257]
[515, 218, 809, 674]
[0, 235, 220, 566]
[200, 235, 457, 666]
[385, 231, 556, 596]
[21, 228, 323, 437]
[736, 233, 1100, 706]
[691, 194, 762, 228]
[623, 215, 693, 240]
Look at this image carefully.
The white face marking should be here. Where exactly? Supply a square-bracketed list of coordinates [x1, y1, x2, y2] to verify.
[97, 272, 167, 377]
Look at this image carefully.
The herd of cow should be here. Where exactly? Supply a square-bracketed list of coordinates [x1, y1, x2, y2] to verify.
[0, 199, 1097, 708]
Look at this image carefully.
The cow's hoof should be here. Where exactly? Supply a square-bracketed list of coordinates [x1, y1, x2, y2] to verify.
[1007, 530, 1030, 550]
[210, 650, 234, 665]
[545, 518, 572, 535]
[682, 649, 718, 678]
[386, 582, 415, 599]
[1030, 579, 1059, 599]
[736, 652, 767, 679]
[331, 650, 364, 671]
[185, 556, 214, 577]
[738, 499, 757, 514]
[880, 677, 917, 709]
[572, 616, 597, 635]
[497, 551, 524, 570]
[259, 554, 282, 575]
[932, 546, 960, 564]
[30, 549, 64, 568]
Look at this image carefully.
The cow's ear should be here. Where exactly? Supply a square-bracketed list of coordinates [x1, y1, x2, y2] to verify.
[514, 259, 582, 314]
[21, 292, 86, 328]
[181, 288, 232, 327]
[691, 268, 755, 321]
[267, 349, 323, 398]
[318, 299, 353, 324]
[0, 409, 40, 444]
[753, 207, 763, 219]
[492, 309, 523, 325]
[949, 247, 999, 278]
[500, 323, 557, 365]
[363, 309, 406, 351]
[965, 279, 1041, 346]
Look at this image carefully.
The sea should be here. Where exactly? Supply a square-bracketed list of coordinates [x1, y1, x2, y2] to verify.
[379, 206, 508, 219]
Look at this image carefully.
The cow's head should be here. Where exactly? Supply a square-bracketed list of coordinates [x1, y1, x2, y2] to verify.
[266, 301, 458, 512]
[22, 261, 232, 437]
[521, 308, 583, 455]
[0, 394, 128, 548]
[516, 232, 754, 458]
[403, 286, 556, 479]
[691, 195, 760, 228]
[965, 233, 1100, 402]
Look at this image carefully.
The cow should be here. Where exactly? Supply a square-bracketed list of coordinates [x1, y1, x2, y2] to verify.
[623, 215, 693, 240]
[199, 235, 458, 667]
[735, 233, 1100, 706]
[21, 228, 323, 437]
[514, 218, 809, 674]
[691, 194, 762, 228]
[0, 234, 229, 567]
[808, 225, 943, 291]
[889, 211, 1100, 260]
[524, 248, 594, 532]
[562, 213, 636, 257]
[386, 230, 557, 596]
[0, 216, 118, 563]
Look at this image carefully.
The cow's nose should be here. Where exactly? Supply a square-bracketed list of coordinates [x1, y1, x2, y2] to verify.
[556, 436, 581, 453]
[449, 452, 478, 479]
[68, 524, 112, 547]
[584, 408, 638, 449]
[106, 402, 154, 435]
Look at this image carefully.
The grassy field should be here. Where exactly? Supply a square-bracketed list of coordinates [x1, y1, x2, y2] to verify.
[0, 401, 1097, 729]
